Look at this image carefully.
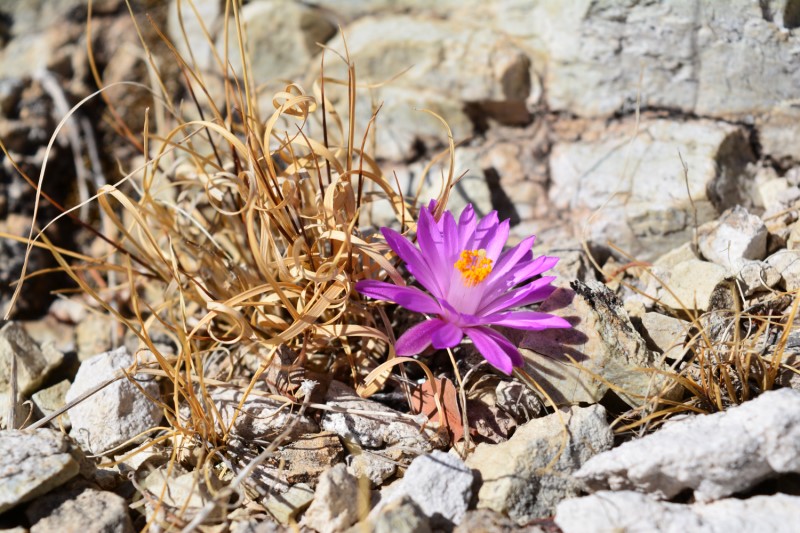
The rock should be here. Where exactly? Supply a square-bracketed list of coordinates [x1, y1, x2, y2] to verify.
[167, 0, 222, 75]
[320, 381, 430, 449]
[31, 379, 71, 429]
[346, 448, 400, 488]
[211, 388, 319, 441]
[758, 105, 800, 165]
[737, 260, 781, 296]
[263, 483, 314, 525]
[697, 206, 768, 272]
[504, 1, 800, 124]
[142, 468, 224, 522]
[455, 509, 546, 533]
[640, 312, 689, 360]
[654, 242, 700, 268]
[65, 347, 162, 455]
[655, 260, 735, 312]
[494, 380, 542, 423]
[466, 405, 612, 524]
[231, 519, 283, 533]
[349, 495, 431, 533]
[766, 250, 800, 291]
[325, 16, 531, 159]
[0, 321, 62, 404]
[575, 388, 800, 502]
[393, 450, 475, 528]
[516, 280, 680, 407]
[222, 0, 335, 88]
[75, 313, 116, 362]
[555, 491, 800, 533]
[0, 429, 80, 514]
[258, 431, 344, 493]
[25, 484, 134, 533]
[302, 464, 361, 533]
[549, 119, 753, 259]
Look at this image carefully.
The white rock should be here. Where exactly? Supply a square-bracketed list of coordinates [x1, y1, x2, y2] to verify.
[736, 260, 781, 296]
[548, 119, 752, 259]
[211, 388, 318, 441]
[31, 379, 71, 429]
[517, 281, 680, 407]
[0, 429, 80, 514]
[466, 405, 612, 523]
[698, 206, 768, 272]
[766, 250, 800, 291]
[26, 485, 134, 533]
[656, 260, 733, 312]
[66, 347, 162, 455]
[0, 321, 62, 398]
[320, 381, 431, 449]
[641, 312, 689, 360]
[556, 491, 800, 533]
[263, 483, 314, 525]
[575, 388, 800, 502]
[302, 464, 361, 533]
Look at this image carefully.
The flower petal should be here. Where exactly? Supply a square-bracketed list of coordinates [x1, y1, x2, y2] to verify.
[395, 319, 449, 356]
[442, 211, 460, 261]
[355, 280, 442, 314]
[416, 208, 447, 291]
[382, 227, 444, 298]
[457, 204, 477, 250]
[479, 276, 557, 315]
[488, 235, 536, 286]
[481, 310, 572, 331]
[478, 218, 510, 261]
[431, 321, 464, 349]
[506, 255, 560, 286]
[465, 326, 523, 374]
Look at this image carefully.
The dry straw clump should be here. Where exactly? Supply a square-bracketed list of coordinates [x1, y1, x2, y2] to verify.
[4, 0, 452, 513]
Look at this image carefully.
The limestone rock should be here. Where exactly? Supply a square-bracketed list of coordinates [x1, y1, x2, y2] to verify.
[320, 381, 431, 449]
[516, 280, 680, 406]
[454, 509, 546, 533]
[66, 347, 162, 455]
[655, 260, 735, 312]
[263, 483, 314, 525]
[549, 119, 753, 259]
[640, 312, 689, 360]
[302, 464, 361, 533]
[26, 485, 134, 533]
[466, 405, 612, 524]
[31, 379, 71, 429]
[211, 388, 319, 441]
[766, 250, 800, 291]
[0, 429, 80, 514]
[697, 206, 768, 272]
[348, 495, 431, 533]
[556, 491, 800, 533]
[0, 321, 62, 399]
[575, 388, 800, 502]
[736, 260, 781, 296]
[346, 448, 400, 488]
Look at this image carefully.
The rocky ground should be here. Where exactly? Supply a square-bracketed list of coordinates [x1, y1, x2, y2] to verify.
[2, 1, 800, 532]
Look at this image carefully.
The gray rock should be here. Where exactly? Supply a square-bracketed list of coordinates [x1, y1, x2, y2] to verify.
[263, 483, 314, 526]
[25, 485, 134, 533]
[576, 388, 800, 502]
[556, 491, 800, 533]
[495, 380, 542, 423]
[698, 206, 768, 272]
[466, 405, 613, 523]
[396, 450, 475, 527]
[66, 347, 162, 455]
[222, 0, 336, 86]
[346, 448, 399, 488]
[31, 379, 71, 429]
[211, 388, 319, 441]
[348, 495, 431, 533]
[548, 119, 753, 259]
[0, 429, 80, 514]
[736, 260, 781, 296]
[640, 312, 689, 360]
[656, 260, 734, 312]
[766, 250, 800, 291]
[455, 509, 546, 533]
[516, 281, 681, 407]
[320, 381, 431, 449]
[302, 464, 361, 533]
[0, 321, 62, 400]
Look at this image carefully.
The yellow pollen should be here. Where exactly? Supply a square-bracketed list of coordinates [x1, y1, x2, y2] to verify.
[454, 249, 493, 286]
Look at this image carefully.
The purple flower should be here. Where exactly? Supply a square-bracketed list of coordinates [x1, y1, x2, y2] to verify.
[356, 203, 571, 374]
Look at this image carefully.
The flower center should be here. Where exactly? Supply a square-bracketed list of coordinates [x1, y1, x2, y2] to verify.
[454, 249, 493, 286]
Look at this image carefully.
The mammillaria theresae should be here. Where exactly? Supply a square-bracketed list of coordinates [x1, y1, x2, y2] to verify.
[357, 202, 571, 374]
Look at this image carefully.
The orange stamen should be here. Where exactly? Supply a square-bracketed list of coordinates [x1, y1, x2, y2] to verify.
[454, 249, 493, 286]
